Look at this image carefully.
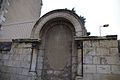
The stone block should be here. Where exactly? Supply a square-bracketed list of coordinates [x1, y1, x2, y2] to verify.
[36, 61, 43, 70]
[3, 59, 9, 66]
[103, 74, 120, 80]
[105, 56, 120, 65]
[9, 74, 18, 80]
[20, 61, 30, 68]
[100, 57, 108, 64]
[93, 74, 120, 80]
[111, 65, 120, 74]
[72, 57, 77, 64]
[77, 63, 82, 75]
[16, 54, 31, 61]
[2, 54, 10, 59]
[75, 76, 83, 80]
[7, 60, 14, 66]
[38, 49, 44, 57]
[93, 56, 100, 64]
[12, 54, 21, 61]
[83, 65, 96, 73]
[100, 40, 118, 48]
[83, 56, 93, 64]
[21, 68, 29, 76]
[37, 56, 43, 62]
[12, 60, 21, 67]
[23, 49, 32, 55]
[0, 66, 7, 73]
[0, 59, 4, 65]
[93, 74, 104, 80]
[91, 40, 100, 47]
[78, 49, 82, 63]
[96, 48, 109, 55]
[83, 41, 92, 48]
[12, 67, 23, 74]
[83, 48, 96, 56]
[10, 48, 22, 55]
[109, 48, 119, 55]
[97, 65, 111, 74]
[83, 74, 93, 80]
[83, 40, 100, 48]
[22, 43, 31, 48]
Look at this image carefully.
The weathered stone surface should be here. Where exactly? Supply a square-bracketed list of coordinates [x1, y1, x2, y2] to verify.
[20, 61, 30, 68]
[0, 4, 120, 80]
[100, 56, 108, 64]
[78, 49, 82, 63]
[83, 48, 96, 56]
[105, 56, 120, 64]
[110, 48, 119, 55]
[77, 63, 82, 75]
[111, 65, 120, 74]
[91, 40, 100, 47]
[1, 54, 10, 59]
[83, 65, 96, 73]
[96, 48, 109, 55]
[100, 40, 118, 48]
[83, 56, 93, 64]
[93, 56, 100, 64]
[83, 40, 100, 48]
[97, 65, 111, 74]
[93, 74, 120, 80]
[11, 60, 21, 67]
[21, 68, 29, 76]
[103, 75, 120, 80]
[83, 74, 93, 80]
[83, 41, 92, 48]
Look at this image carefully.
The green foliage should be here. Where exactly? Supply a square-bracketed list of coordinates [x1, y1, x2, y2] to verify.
[79, 16, 86, 26]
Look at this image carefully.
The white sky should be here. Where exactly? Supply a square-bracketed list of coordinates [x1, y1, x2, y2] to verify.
[41, 0, 120, 39]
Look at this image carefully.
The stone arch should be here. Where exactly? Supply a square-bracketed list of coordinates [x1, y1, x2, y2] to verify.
[30, 9, 86, 80]
[31, 9, 87, 39]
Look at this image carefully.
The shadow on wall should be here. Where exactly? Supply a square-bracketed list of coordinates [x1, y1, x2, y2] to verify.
[0, 42, 12, 51]
[118, 40, 120, 53]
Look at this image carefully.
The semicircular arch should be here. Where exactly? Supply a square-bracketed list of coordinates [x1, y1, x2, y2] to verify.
[31, 9, 87, 39]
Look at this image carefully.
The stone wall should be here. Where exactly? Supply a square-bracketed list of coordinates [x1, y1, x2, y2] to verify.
[77, 36, 120, 80]
[0, 37, 120, 80]
[0, 21, 35, 41]
[0, 39, 42, 80]
[4, 0, 42, 25]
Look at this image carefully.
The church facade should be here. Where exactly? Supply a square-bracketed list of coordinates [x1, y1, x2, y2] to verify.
[0, 0, 120, 80]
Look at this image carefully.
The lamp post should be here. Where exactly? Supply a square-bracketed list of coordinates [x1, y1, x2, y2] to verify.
[99, 24, 109, 36]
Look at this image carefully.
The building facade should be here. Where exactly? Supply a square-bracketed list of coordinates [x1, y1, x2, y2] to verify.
[0, 0, 120, 80]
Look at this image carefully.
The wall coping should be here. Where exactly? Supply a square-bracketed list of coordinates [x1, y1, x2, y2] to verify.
[12, 38, 41, 43]
[75, 35, 117, 41]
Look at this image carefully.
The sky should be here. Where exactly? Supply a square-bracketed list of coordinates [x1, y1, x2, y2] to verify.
[41, 0, 120, 39]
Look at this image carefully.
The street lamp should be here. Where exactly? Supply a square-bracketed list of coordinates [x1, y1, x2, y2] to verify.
[99, 24, 109, 36]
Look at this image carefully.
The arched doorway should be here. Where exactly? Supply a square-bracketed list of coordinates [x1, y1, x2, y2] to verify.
[31, 9, 87, 80]
[41, 18, 75, 80]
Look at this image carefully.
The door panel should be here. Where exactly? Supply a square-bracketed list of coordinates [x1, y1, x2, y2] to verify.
[43, 23, 73, 80]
